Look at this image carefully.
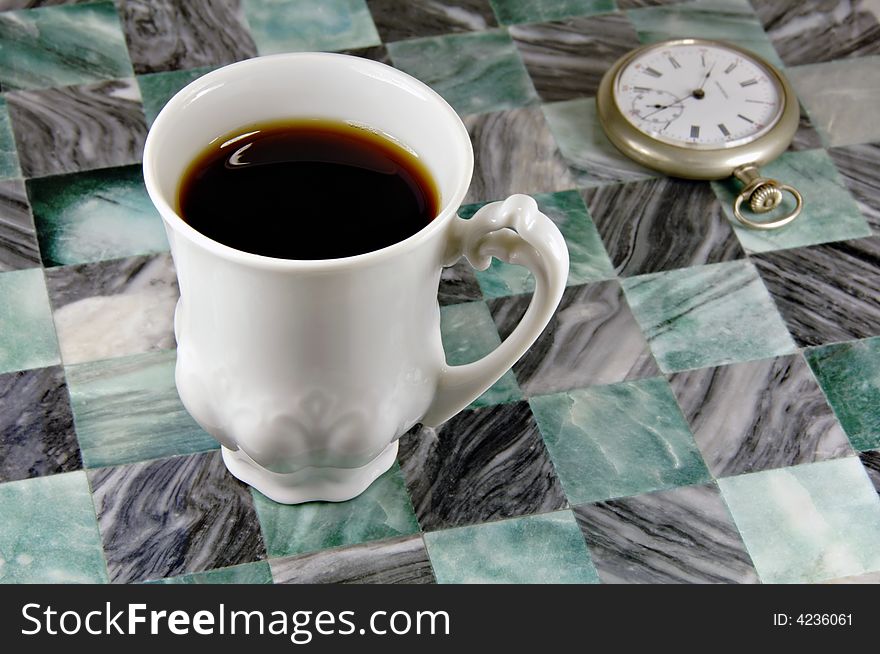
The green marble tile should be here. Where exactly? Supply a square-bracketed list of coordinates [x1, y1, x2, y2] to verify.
[0, 268, 60, 374]
[0, 471, 107, 583]
[788, 57, 880, 148]
[28, 165, 168, 267]
[542, 98, 659, 187]
[244, 0, 380, 55]
[490, 0, 616, 25]
[252, 463, 420, 558]
[0, 97, 21, 181]
[625, 0, 784, 69]
[719, 458, 880, 583]
[440, 301, 522, 408]
[152, 561, 272, 585]
[530, 378, 710, 504]
[712, 150, 871, 253]
[425, 510, 598, 583]
[387, 29, 538, 116]
[806, 337, 880, 452]
[0, 2, 133, 91]
[622, 260, 797, 373]
[137, 66, 215, 127]
[460, 191, 615, 298]
[67, 349, 218, 469]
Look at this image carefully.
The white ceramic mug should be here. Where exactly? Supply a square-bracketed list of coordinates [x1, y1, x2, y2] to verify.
[143, 53, 569, 504]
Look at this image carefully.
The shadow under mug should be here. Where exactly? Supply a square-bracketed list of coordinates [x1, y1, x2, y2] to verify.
[143, 53, 569, 504]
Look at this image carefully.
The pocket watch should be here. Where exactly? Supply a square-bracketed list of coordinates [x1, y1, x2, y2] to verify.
[597, 38, 803, 230]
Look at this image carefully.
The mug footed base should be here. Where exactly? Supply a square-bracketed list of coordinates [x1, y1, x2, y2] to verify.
[220, 441, 399, 504]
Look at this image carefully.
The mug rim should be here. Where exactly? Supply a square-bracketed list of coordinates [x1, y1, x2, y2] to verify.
[143, 52, 475, 271]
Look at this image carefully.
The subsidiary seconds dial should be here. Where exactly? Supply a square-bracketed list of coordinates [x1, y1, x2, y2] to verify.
[615, 41, 783, 149]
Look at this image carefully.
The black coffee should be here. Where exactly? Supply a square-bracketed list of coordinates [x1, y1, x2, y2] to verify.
[177, 119, 440, 259]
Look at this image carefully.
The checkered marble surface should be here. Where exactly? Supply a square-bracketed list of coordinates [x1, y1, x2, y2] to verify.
[1, 0, 879, 585]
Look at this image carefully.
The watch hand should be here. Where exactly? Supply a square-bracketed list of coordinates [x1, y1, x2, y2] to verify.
[697, 62, 716, 91]
[640, 93, 692, 118]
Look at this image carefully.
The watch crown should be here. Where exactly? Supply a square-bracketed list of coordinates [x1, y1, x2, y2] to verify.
[750, 184, 783, 213]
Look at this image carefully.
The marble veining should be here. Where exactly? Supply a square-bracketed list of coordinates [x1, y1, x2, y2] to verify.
[118, 0, 256, 75]
[574, 483, 759, 583]
[0, 2, 133, 91]
[0, 179, 41, 271]
[0, 365, 80, 483]
[829, 142, 880, 232]
[463, 106, 574, 203]
[669, 354, 852, 478]
[89, 450, 266, 584]
[0, 470, 107, 583]
[0, 267, 60, 374]
[509, 13, 641, 102]
[789, 101, 826, 152]
[271, 535, 435, 584]
[622, 259, 797, 372]
[440, 300, 521, 407]
[366, 0, 497, 42]
[788, 56, 880, 148]
[398, 401, 567, 530]
[712, 149, 871, 253]
[465, 190, 615, 297]
[626, 0, 784, 69]
[719, 457, 880, 583]
[28, 164, 167, 267]
[489, 281, 659, 395]
[490, 0, 616, 25]
[136, 65, 215, 126]
[438, 259, 483, 306]
[860, 450, 879, 495]
[529, 378, 711, 504]
[582, 177, 745, 276]
[542, 98, 659, 187]
[806, 337, 880, 452]
[388, 29, 538, 117]
[424, 510, 599, 584]
[44, 252, 179, 365]
[252, 464, 419, 559]
[153, 561, 272, 585]
[336, 44, 392, 65]
[245, 0, 380, 55]
[753, 237, 880, 347]
[5, 78, 148, 178]
[753, 0, 880, 67]
[66, 349, 217, 468]
[0, 97, 22, 180]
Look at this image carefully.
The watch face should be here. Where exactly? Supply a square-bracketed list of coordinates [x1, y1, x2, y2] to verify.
[614, 41, 784, 149]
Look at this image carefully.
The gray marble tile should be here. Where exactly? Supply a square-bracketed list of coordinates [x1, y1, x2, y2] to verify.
[0, 1, 96, 8]
[5, 78, 147, 178]
[0, 179, 41, 271]
[438, 259, 483, 306]
[489, 281, 660, 395]
[270, 535, 435, 584]
[509, 13, 641, 102]
[117, 0, 257, 74]
[574, 483, 759, 584]
[829, 143, 880, 232]
[336, 44, 391, 65]
[753, 0, 880, 67]
[366, 0, 497, 42]
[582, 178, 745, 277]
[789, 101, 825, 152]
[398, 401, 567, 530]
[44, 252, 178, 364]
[0, 365, 80, 483]
[753, 236, 880, 347]
[860, 450, 879, 495]
[669, 354, 852, 478]
[89, 450, 266, 584]
[463, 106, 575, 203]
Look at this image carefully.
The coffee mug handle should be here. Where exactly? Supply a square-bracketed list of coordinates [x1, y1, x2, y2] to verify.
[421, 194, 569, 426]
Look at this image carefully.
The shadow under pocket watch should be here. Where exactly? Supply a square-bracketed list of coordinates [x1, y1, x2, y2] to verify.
[597, 38, 803, 230]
